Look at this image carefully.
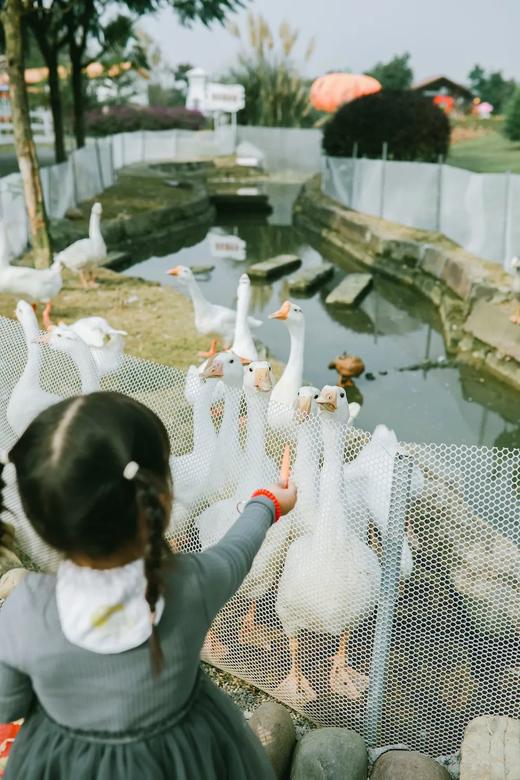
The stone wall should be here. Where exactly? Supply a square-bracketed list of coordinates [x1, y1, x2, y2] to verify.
[294, 176, 520, 391]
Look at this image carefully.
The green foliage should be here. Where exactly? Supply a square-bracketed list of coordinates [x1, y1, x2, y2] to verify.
[504, 87, 520, 142]
[366, 52, 413, 90]
[224, 12, 318, 128]
[86, 105, 206, 134]
[468, 65, 516, 113]
[323, 89, 450, 162]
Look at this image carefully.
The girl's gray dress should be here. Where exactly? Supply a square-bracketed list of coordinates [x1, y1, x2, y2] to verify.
[0, 496, 277, 779]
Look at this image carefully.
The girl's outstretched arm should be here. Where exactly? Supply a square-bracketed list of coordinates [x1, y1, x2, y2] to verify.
[192, 496, 275, 624]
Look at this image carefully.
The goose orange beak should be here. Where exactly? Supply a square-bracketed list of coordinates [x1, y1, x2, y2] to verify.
[316, 387, 338, 412]
[201, 356, 224, 379]
[268, 301, 291, 320]
[166, 266, 182, 276]
[254, 367, 273, 391]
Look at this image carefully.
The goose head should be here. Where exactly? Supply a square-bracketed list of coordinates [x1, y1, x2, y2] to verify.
[201, 350, 243, 388]
[15, 300, 38, 331]
[78, 317, 127, 349]
[166, 265, 194, 285]
[294, 385, 320, 420]
[243, 360, 273, 396]
[268, 300, 304, 331]
[91, 202, 102, 217]
[34, 324, 87, 358]
[316, 385, 351, 425]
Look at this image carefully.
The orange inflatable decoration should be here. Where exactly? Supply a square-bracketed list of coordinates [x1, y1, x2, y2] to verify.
[310, 73, 382, 113]
[0, 722, 22, 777]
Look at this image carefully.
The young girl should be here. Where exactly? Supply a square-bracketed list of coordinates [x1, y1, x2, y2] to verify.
[0, 391, 296, 779]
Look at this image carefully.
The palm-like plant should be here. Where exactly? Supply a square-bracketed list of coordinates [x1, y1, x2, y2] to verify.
[225, 12, 317, 128]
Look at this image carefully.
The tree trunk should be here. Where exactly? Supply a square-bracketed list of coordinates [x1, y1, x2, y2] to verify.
[30, 20, 67, 164]
[70, 48, 86, 149]
[1, 0, 52, 268]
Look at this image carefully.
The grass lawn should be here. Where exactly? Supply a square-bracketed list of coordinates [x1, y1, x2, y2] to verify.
[448, 129, 520, 173]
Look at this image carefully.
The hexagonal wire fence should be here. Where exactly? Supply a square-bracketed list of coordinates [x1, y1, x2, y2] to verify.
[0, 313, 518, 755]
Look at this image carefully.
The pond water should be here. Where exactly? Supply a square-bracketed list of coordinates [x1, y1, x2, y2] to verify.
[125, 183, 519, 448]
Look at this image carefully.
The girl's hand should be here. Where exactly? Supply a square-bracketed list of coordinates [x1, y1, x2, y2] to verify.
[265, 481, 297, 516]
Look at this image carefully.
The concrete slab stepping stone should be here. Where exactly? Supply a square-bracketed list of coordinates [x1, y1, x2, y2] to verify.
[371, 750, 451, 779]
[291, 727, 367, 780]
[288, 263, 334, 294]
[249, 255, 302, 280]
[325, 273, 373, 306]
[460, 715, 520, 780]
[249, 702, 296, 779]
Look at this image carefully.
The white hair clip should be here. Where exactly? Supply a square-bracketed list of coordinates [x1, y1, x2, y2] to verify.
[123, 461, 139, 480]
[0, 450, 9, 466]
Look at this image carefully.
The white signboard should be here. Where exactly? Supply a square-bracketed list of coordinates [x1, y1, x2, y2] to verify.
[205, 83, 245, 114]
[208, 232, 246, 261]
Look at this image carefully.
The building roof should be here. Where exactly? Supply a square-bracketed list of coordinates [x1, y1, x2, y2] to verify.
[413, 75, 474, 100]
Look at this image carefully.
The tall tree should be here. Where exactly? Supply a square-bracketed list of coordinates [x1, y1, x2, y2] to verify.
[468, 64, 516, 113]
[1, 0, 52, 267]
[367, 53, 414, 91]
[26, 0, 68, 162]
[64, 0, 246, 149]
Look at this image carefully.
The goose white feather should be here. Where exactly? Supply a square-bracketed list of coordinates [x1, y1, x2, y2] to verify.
[267, 301, 305, 430]
[167, 265, 261, 345]
[6, 301, 61, 436]
[230, 273, 258, 362]
[56, 202, 106, 285]
[68, 316, 127, 377]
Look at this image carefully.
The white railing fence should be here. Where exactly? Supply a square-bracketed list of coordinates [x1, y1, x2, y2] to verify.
[322, 155, 520, 266]
[0, 109, 54, 146]
[0, 124, 235, 261]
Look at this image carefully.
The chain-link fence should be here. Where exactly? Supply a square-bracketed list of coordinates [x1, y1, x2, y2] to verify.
[322, 155, 520, 266]
[0, 125, 235, 261]
[0, 313, 519, 755]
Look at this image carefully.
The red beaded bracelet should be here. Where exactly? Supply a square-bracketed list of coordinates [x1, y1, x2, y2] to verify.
[250, 489, 281, 522]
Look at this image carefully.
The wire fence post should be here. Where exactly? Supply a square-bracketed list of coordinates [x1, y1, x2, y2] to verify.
[365, 452, 414, 746]
[141, 130, 146, 162]
[352, 141, 358, 208]
[502, 170, 512, 266]
[70, 151, 79, 206]
[436, 155, 444, 233]
[379, 142, 388, 218]
[94, 138, 104, 192]
[122, 132, 126, 167]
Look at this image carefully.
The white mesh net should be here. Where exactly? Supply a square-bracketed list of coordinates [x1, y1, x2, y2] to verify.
[1, 313, 519, 755]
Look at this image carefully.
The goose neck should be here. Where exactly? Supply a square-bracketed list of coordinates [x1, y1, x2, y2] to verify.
[186, 277, 210, 317]
[282, 321, 305, 384]
[315, 418, 347, 537]
[293, 418, 320, 508]
[192, 382, 216, 443]
[71, 345, 99, 393]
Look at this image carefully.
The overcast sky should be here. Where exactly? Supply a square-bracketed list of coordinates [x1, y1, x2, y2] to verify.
[142, 0, 518, 84]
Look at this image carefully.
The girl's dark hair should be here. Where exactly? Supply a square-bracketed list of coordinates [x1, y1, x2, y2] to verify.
[1, 391, 172, 675]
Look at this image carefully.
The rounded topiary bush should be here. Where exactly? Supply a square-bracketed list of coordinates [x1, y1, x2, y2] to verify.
[323, 89, 451, 162]
[504, 87, 520, 142]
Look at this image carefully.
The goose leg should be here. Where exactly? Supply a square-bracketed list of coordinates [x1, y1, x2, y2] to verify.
[79, 270, 90, 289]
[201, 628, 229, 663]
[86, 269, 99, 289]
[198, 339, 219, 359]
[42, 302, 53, 331]
[274, 636, 317, 705]
[510, 304, 520, 325]
[238, 601, 278, 653]
[329, 631, 369, 699]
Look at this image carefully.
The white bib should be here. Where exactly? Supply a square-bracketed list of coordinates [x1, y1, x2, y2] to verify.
[56, 558, 165, 654]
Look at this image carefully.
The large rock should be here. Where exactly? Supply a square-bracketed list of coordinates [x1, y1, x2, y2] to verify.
[460, 715, 520, 780]
[249, 702, 296, 779]
[291, 727, 367, 780]
[465, 298, 520, 362]
[325, 274, 372, 306]
[249, 255, 302, 280]
[371, 750, 451, 779]
[288, 263, 334, 294]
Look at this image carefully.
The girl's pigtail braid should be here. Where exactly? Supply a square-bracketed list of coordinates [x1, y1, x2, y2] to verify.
[135, 473, 166, 676]
[0, 454, 15, 551]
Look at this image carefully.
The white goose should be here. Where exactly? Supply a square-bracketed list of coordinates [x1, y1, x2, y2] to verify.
[38, 324, 100, 395]
[196, 360, 275, 550]
[239, 385, 322, 653]
[275, 385, 381, 705]
[68, 316, 127, 378]
[230, 273, 258, 363]
[6, 300, 61, 437]
[0, 223, 62, 330]
[169, 367, 219, 536]
[56, 202, 106, 288]
[267, 301, 305, 430]
[166, 265, 262, 356]
[343, 424, 423, 579]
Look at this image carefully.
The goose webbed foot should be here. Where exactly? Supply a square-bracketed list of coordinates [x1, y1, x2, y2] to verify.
[42, 302, 54, 331]
[329, 656, 369, 700]
[510, 306, 520, 325]
[198, 339, 219, 358]
[201, 629, 229, 663]
[274, 668, 317, 707]
[238, 602, 278, 653]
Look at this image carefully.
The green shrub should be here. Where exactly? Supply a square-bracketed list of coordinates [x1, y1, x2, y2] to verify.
[225, 13, 319, 128]
[85, 106, 206, 136]
[323, 89, 451, 162]
[504, 87, 520, 141]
